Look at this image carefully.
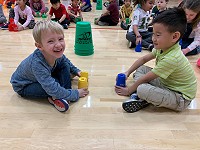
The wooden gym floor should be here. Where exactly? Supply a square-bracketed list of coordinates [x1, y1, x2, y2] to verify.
[0, 0, 200, 149]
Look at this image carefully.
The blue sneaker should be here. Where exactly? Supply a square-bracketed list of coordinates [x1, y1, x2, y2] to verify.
[130, 93, 140, 100]
[48, 97, 69, 112]
[122, 99, 149, 113]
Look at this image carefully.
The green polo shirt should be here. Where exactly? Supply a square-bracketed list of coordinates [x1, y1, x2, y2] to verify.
[151, 43, 197, 100]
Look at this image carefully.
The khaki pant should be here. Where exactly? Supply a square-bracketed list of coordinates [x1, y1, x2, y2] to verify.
[134, 65, 191, 111]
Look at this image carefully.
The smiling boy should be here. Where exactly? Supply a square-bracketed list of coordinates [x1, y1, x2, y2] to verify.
[115, 7, 197, 113]
[10, 21, 89, 112]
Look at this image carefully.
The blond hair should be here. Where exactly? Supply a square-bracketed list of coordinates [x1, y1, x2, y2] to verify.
[33, 20, 64, 44]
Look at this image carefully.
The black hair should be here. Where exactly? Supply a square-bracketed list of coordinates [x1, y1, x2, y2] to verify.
[132, 0, 146, 7]
[152, 7, 187, 39]
[50, 0, 60, 5]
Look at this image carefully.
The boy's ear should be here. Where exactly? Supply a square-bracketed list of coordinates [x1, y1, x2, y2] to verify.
[35, 42, 42, 50]
[172, 31, 181, 42]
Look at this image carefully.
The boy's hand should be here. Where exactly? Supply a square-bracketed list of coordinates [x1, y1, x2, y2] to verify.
[78, 88, 89, 98]
[136, 37, 142, 45]
[115, 86, 130, 96]
[77, 71, 81, 77]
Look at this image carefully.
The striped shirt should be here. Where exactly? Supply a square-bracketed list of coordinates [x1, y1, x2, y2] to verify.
[120, 4, 133, 20]
[151, 43, 197, 100]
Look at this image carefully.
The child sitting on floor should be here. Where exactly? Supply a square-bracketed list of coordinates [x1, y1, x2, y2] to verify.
[80, 0, 91, 12]
[95, 0, 119, 26]
[29, 0, 48, 17]
[48, 0, 70, 29]
[180, 0, 200, 56]
[67, 0, 82, 23]
[10, 20, 89, 112]
[120, 0, 133, 30]
[126, 0, 154, 50]
[115, 7, 197, 113]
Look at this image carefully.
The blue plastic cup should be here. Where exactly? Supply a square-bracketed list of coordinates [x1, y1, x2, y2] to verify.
[116, 73, 126, 87]
[135, 42, 142, 52]
[179, 39, 182, 46]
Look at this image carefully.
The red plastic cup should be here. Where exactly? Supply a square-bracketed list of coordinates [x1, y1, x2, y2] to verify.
[197, 58, 200, 67]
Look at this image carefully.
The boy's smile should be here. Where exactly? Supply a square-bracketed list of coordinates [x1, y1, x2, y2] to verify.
[36, 30, 65, 66]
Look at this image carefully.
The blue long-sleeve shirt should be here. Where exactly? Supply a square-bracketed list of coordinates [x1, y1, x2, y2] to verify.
[10, 49, 80, 101]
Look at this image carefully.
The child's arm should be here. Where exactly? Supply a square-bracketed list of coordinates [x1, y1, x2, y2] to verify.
[40, 0, 46, 14]
[182, 24, 200, 55]
[78, 9, 83, 19]
[68, 11, 77, 18]
[133, 25, 142, 44]
[14, 6, 19, 25]
[58, 14, 66, 24]
[67, 6, 77, 18]
[101, 10, 110, 17]
[120, 5, 125, 21]
[125, 53, 155, 77]
[80, 0, 86, 7]
[115, 53, 156, 96]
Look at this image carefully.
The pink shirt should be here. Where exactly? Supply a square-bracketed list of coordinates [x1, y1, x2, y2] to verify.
[29, 0, 46, 14]
[188, 22, 200, 51]
[14, 5, 34, 28]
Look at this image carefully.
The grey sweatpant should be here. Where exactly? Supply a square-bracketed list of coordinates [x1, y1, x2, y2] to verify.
[134, 65, 191, 111]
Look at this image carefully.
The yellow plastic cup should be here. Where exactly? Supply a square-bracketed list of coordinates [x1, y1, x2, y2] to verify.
[80, 71, 89, 80]
[78, 77, 88, 89]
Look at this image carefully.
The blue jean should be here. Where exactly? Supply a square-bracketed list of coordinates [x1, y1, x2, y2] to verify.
[126, 31, 153, 49]
[18, 65, 72, 99]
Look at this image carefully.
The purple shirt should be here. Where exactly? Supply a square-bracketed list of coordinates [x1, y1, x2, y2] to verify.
[107, 1, 119, 24]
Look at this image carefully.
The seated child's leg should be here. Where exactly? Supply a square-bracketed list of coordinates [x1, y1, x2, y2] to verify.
[126, 31, 136, 47]
[27, 20, 35, 29]
[181, 40, 199, 56]
[133, 65, 163, 88]
[81, 5, 91, 12]
[18, 82, 49, 98]
[60, 18, 70, 25]
[0, 16, 6, 24]
[140, 32, 153, 50]
[99, 15, 110, 24]
[69, 15, 76, 23]
[137, 83, 191, 111]
[185, 48, 199, 56]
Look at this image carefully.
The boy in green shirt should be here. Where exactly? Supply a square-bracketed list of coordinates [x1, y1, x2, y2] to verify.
[115, 7, 197, 113]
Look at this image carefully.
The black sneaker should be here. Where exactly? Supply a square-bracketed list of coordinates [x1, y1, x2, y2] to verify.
[148, 44, 154, 51]
[122, 99, 149, 113]
[62, 24, 68, 29]
[1, 23, 9, 30]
